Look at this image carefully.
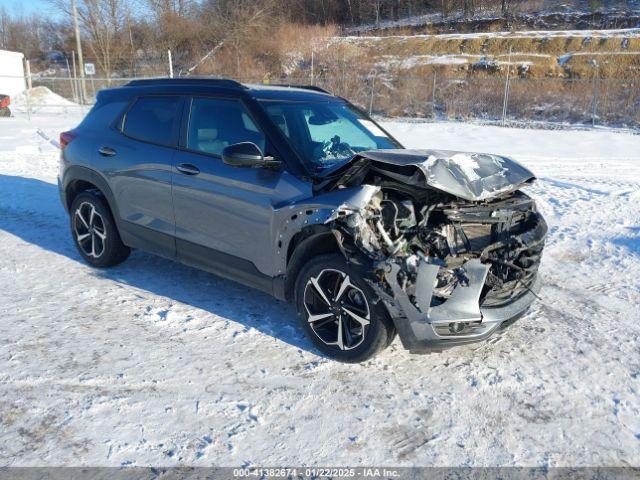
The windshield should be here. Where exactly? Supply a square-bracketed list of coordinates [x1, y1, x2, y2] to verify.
[261, 101, 401, 173]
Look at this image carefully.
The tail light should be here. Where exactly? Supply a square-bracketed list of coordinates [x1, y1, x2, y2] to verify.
[0, 96, 9, 109]
[59, 131, 76, 150]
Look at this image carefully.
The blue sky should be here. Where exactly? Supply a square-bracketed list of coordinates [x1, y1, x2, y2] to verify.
[1, 0, 60, 18]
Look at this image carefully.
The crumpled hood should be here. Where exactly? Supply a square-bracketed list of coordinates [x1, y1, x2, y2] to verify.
[357, 149, 536, 201]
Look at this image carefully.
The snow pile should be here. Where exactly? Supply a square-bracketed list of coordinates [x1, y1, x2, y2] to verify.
[0, 112, 638, 466]
[11, 86, 79, 114]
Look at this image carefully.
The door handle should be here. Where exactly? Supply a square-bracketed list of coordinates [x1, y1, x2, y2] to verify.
[176, 163, 200, 175]
[98, 146, 117, 157]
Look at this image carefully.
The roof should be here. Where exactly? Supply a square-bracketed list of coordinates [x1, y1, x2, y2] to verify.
[122, 77, 339, 102]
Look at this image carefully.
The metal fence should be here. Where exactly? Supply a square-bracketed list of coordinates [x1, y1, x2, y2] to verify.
[6, 69, 640, 130]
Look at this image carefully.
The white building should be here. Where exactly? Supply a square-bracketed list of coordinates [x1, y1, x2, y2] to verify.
[0, 50, 27, 96]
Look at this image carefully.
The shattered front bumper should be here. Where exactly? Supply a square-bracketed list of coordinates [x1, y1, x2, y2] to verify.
[375, 198, 547, 353]
[383, 259, 541, 353]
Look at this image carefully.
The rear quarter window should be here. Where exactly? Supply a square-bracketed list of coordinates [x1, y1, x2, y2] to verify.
[79, 100, 128, 129]
[122, 96, 180, 147]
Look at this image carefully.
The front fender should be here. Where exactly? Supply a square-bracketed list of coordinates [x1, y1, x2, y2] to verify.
[271, 184, 380, 277]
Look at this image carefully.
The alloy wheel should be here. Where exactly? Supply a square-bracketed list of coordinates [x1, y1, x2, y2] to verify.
[73, 202, 107, 259]
[303, 269, 371, 351]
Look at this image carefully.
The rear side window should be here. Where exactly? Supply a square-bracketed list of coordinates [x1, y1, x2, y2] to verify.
[122, 96, 180, 147]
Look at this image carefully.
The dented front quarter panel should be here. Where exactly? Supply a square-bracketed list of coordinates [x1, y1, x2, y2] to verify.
[271, 184, 380, 275]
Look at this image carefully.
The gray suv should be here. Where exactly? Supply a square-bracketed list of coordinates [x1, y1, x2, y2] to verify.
[58, 78, 547, 362]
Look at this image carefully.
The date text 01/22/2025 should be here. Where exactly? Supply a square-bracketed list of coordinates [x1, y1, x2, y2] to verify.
[232, 467, 401, 477]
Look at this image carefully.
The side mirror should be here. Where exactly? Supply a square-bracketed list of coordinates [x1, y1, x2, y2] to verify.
[222, 142, 281, 169]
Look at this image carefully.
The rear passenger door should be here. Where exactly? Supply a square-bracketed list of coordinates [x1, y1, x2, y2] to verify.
[102, 95, 182, 258]
[171, 96, 306, 286]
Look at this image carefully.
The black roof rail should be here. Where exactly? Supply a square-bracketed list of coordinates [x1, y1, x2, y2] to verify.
[125, 77, 247, 90]
[269, 84, 332, 95]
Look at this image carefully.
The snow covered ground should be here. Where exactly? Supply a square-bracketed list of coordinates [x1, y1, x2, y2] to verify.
[1, 108, 639, 467]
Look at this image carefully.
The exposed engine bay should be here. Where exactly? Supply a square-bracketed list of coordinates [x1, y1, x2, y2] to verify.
[336, 186, 545, 307]
[317, 149, 548, 350]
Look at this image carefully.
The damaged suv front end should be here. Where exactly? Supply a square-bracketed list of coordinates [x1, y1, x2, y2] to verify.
[313, 148, 547, 353]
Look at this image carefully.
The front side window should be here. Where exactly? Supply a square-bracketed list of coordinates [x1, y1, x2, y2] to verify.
[262, 101, 400, 173]
[122, 96, 180, 146]
[187, 97, 265, 157]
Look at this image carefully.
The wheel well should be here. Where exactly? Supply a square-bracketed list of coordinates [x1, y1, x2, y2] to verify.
[65, 180, 101, 210]
[285, 227, 341, 301]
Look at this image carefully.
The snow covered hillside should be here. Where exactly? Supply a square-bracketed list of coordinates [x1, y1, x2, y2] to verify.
[345, 2, 640, 35]
[0, 110, 639, 467]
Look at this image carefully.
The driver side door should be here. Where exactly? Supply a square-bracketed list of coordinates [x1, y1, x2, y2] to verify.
[172, 96, 307, 289]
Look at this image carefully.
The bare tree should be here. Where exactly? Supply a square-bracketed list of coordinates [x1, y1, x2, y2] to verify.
[143, 0, 203, 62]
[0, 7, 9, 49]
[199, 0, 282, 76]
[501, 0, 511, 16]
[372, 0, 384, 27]
[146, 0, 189, 17]
[440, 0, 451, 19]
[49, 0, 133, 81]
[463, 0, 476, 20]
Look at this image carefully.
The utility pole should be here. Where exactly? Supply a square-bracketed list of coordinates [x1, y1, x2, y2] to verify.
[72, 0, 88, 104]
[501, 46, 512, 126]
[368, 71, 376, 116]
[591, 59, 600, 127]
[65, 55, 78, 103]
[168, 49, 174, 78]
[310, 49, 314, 85]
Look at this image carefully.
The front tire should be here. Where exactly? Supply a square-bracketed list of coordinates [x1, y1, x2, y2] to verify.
[70, 191, 130, 267]
[295, 254, 395, 362]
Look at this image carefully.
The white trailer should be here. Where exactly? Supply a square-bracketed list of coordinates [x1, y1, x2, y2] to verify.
[0, 49, 27, 97]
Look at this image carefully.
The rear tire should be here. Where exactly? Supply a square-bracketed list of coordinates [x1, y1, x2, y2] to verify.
[294, 254, 395, 362]
[70, 191, 130, 267]
[0, 107, 10, 117]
